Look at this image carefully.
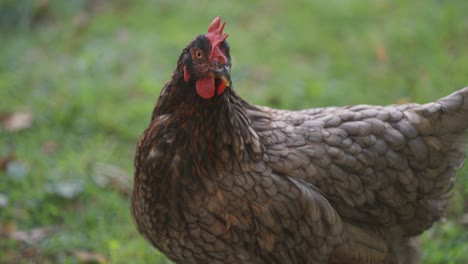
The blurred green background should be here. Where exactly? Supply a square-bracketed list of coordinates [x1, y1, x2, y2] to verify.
[1, 0, 467, 263]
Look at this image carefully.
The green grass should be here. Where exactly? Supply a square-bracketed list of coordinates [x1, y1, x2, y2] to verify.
[1, 0, 467, 263]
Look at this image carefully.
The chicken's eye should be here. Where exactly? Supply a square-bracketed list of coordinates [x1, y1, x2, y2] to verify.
[196, 50, 203, 58]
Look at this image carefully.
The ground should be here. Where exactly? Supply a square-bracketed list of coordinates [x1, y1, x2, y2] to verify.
[0, 0, 467, 263]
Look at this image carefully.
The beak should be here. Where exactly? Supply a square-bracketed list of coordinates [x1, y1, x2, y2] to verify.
[211, 65, 231, 87]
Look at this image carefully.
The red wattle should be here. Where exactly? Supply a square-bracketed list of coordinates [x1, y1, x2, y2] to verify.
[196, 77, 215, 99]
[217, 82, 227, 95]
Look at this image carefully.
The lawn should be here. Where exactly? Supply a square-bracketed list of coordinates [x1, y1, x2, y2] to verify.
[1, 0, 467, 263]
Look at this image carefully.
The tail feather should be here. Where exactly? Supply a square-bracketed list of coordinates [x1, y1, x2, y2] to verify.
[415, 87, 468, 135]
[396, 87, 468, 236]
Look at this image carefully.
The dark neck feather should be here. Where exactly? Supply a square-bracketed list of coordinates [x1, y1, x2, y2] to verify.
[151, 72, 263, 175]
[132, 70, 264, 224]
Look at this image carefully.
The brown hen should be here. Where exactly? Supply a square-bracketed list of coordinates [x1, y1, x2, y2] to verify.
[131, 16, 468, 264]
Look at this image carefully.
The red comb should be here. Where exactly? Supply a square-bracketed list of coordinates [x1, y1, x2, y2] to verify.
[206, 16, 229, 52]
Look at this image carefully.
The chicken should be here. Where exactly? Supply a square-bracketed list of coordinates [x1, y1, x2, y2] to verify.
[131, 16, 468, 264]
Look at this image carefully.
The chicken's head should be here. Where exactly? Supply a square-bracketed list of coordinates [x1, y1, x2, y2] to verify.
[180, 16, 231, 99]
